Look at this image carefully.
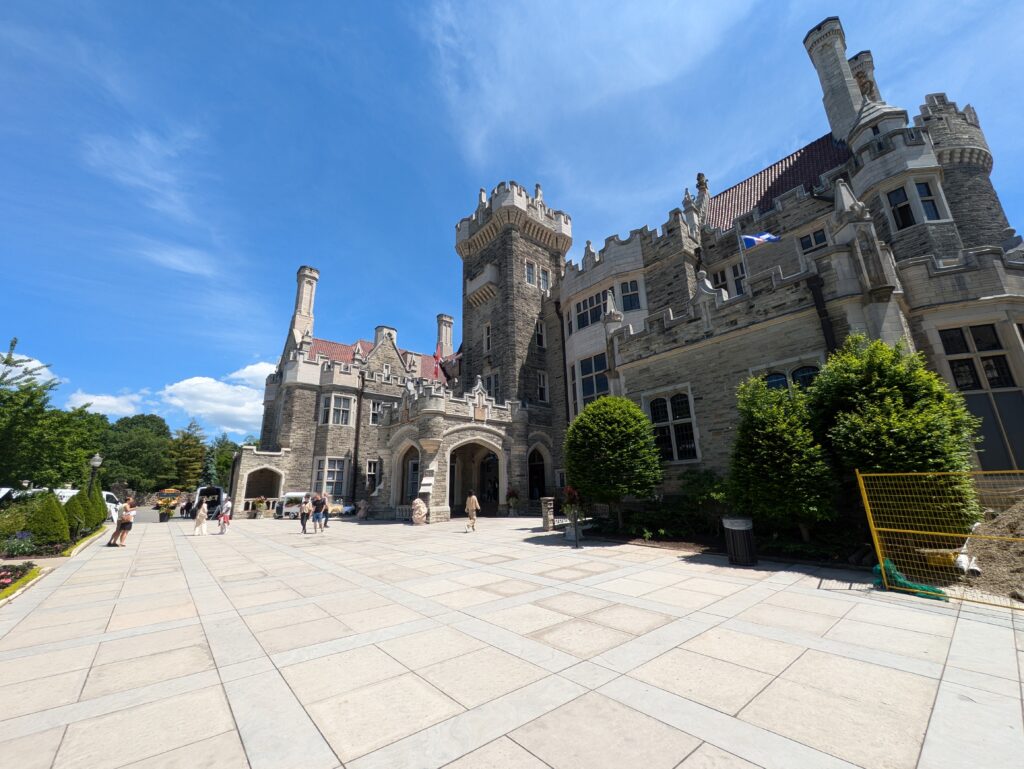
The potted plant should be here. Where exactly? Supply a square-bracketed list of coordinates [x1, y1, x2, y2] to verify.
[563, 485, 582, 547]
[156, 497, 177, 523]
[506, 487, 520, 517]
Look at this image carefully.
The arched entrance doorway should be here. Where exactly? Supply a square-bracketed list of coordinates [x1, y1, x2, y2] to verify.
[448, 440, 505, 516]
[397, 445, 420, 505]
[528, 449, 547, 500]
[243, 468, 283, 501]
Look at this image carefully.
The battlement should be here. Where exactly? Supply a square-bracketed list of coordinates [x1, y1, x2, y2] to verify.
[914, 93, 991, 170]
[380, 376, 516, 427]
[455, 181, 572, 258]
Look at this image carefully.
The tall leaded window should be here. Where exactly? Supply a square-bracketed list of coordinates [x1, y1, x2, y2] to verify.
[791, 366, 820, 388]
[315, 458, 345, 500]
[537, 371, 548, 402]
[366, 459, 379, 493]
[939, 324, 1017, 391]
[648, 391, 698, 462]
[320, 394, 351, 425]
[571, 364, 578, 416]
[370, 400, 383, 425]
[540, 268, 550, 291]
[579, 353, 608, 407]
[535, 320, 545, 348]
[525, 261, 536, 285]
[484, 323, 491, 352]
[485, 371, 500, 400]
[732, 263, 746, 295]
[575, 290, 608, 330]
[620, 280, 641, 311]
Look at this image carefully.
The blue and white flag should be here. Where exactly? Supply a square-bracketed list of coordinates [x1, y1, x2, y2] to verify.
[741, 231, 781, 249]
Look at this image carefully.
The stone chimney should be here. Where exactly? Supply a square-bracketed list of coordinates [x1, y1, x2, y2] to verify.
[436, 314, 454, 357]
[374, 325, 397, 348]
[290, 265, 319, 345]
[804, 17, 864, 141]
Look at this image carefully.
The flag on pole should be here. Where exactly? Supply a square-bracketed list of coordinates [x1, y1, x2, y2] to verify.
[740, 231, 780, 249]
[432, 343, 443, 380]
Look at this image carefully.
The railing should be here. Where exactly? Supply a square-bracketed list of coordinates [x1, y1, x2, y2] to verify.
[395, 505, 412, 521]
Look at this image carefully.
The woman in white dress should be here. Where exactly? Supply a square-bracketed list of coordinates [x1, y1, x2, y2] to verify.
[193, 500, 208, 536]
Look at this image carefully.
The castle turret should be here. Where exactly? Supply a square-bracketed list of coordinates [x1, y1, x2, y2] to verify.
[804, 17, 864, 141]
[436, 313, 454, 358]
[914, 94, 1010, 249]
[290, 265, 319, 346]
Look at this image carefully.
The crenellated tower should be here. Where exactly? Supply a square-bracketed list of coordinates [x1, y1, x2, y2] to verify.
[455, 181, 571, 404]
[914, 94, 1011, 249]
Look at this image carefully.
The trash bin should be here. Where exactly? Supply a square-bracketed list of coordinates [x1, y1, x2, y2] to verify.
[722, 517, 757, 566]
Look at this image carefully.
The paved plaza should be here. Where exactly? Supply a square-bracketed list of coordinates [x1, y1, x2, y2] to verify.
[0, 518, 1021, 769]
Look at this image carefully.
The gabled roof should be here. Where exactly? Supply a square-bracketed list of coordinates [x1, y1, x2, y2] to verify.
[308, 337, 445, 380]
[703, 133, 851, 231]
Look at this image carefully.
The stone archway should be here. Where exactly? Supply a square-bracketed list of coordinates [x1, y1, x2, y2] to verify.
[395, 445, 421, 506]
[447, 436, 507, 517]
[243, 467, 283, 500]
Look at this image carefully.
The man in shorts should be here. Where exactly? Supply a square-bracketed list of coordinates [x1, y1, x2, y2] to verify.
[311, 493, 327, 534]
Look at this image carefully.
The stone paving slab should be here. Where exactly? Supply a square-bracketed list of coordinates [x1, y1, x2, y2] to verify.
[0, 517, 1021, 769]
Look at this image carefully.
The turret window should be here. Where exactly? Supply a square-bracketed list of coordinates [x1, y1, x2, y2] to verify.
[320, 394, 351, 425]
[537, 371, 548, 402]
[620, 280, 641, 311]
[887, 187, 916, 230]
[575, 290, 609, 330]
[535, 320, 545, 348]
[525, 261, 536, 285]
[579, 353, 609, 407]
[916, 182, 941, 221]
[540, 268, 550, 291]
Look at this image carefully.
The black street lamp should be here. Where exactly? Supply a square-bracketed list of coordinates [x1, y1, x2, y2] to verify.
[88, 453, 103, 495]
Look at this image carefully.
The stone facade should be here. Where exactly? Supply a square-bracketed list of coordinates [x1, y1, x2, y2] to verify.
[233, 16, 1024, 514]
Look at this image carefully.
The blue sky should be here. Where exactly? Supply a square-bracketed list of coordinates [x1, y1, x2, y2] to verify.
[3, 1, 1022, 437]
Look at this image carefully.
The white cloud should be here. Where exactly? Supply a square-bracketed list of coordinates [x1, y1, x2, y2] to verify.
[137, 241, 220, 277]
[66, 389, 143, 418]
[82, 127, 202, 223]
[160, 377, 264, 435]
[425, 0, 755, 163]
[227, 362, 277, 389]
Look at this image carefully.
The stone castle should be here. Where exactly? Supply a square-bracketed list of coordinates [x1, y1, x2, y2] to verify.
[231, 17, 1024, 518]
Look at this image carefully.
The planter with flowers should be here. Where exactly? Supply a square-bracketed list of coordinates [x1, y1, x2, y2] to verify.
[0, 562, 40, 603]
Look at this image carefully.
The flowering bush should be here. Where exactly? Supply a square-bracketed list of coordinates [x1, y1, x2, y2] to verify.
[0, 561, 35, 587]
[1, 534, 35, 558]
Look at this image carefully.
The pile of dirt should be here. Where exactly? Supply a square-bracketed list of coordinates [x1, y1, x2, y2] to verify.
[965, 498, 1024, 605]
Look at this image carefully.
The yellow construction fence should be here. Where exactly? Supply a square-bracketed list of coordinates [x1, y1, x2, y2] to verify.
[857, 470, 1024, 609]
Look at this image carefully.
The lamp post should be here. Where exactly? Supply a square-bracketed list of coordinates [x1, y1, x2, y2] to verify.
[88, 453, 103, 495]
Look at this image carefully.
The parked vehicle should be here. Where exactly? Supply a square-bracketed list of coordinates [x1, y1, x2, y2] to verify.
[328, 499, 356, 517]
[275, 491, 308, 519]
[193, 485, 225, 516]
[49, 488, 120, 520]
[153, 488, 182, 510]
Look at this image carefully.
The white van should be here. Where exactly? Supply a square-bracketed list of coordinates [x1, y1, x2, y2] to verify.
[54, 489, 120, 520]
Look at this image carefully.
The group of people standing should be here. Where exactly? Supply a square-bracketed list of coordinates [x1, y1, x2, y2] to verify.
[192, 496, 232, 536]
[299, 493, 330, 534]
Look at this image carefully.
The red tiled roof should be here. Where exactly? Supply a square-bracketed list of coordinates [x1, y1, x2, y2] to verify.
[703, 133, 851, 231]
[309, 337, 446, 381]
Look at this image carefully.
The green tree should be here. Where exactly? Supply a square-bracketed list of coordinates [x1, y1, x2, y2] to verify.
[24, 492, 70, 546]
[210, 433, 239, 488]
[170, 419, 206, 489]
[63, 494, 87, 541]
[564, 396, 663, 528]
[728, 378, 835, 540]
[100, 414, 174, 493]
[86, 484, 108, 529]
[808, 335, 980, 475]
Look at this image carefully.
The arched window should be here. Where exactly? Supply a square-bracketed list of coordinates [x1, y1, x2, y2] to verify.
[792, 366, 820, 388]
[648, 393, 697, 462]
[765, 372, 788, 389]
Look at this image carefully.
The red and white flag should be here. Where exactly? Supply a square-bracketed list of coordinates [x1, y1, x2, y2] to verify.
[432, 343, 442, 380]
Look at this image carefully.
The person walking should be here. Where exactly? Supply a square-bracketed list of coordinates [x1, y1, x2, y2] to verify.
[193, 499, 208, 536]
[107, 496, 135, 547]
[311, 493, 327, 534]
[465, 489, 479, 533]
[300, 494, 312, 534]
[218, 497, 233, 534]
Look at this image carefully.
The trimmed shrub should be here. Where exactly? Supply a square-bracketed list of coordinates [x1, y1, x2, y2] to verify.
[87, 485, 108, 529]
[0, 505, 26, 539]
[63, 494, 87, 541]
[24, 492, 70, 546]
[728, 377, 836, 539]
[564, 396, 663, 528]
